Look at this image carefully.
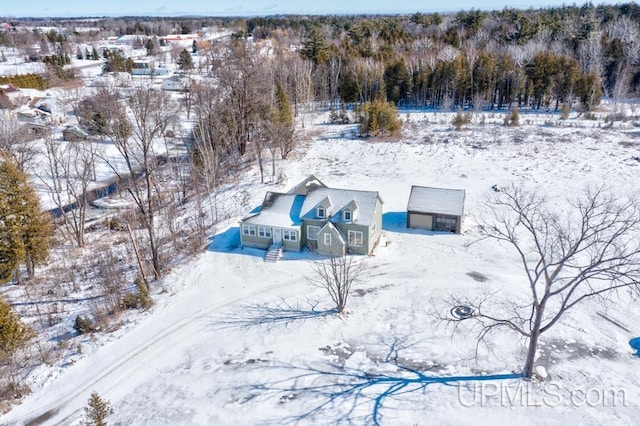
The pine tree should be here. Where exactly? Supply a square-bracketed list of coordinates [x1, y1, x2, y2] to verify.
[177, 49, 193, 71]
[357, 100, 401, 137]
[274, 82, 293, 127]
[301, 26, 329, 64]
[0, 160, 52, 281]
[84, 392, 114, 426]
[0, 296, 35, 362]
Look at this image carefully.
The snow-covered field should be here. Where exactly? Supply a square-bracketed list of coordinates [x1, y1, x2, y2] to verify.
[2, 109, 640, 425]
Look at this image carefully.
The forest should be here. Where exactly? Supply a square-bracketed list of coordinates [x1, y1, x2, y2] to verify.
[1, 3, 640, 113]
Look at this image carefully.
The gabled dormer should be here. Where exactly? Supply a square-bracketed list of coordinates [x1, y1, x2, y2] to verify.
[315, 196, 332, 220]
[340, 200, 358, 222]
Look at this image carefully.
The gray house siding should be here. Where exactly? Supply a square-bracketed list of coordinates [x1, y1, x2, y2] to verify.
[240, 224, 302, 250]
[301, 219, 326, 250]
[281, 236, 301, 251]
[316, 226, 346, 256]
[240, 231, 272, 250]
[368, 198, 383, 253]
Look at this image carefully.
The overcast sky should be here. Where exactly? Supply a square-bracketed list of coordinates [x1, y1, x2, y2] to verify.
[0, 1, 626, 18]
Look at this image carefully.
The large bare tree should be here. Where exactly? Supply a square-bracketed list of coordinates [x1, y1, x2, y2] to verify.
[40, 132, 97, 247]
[455, 185, 640, 379]
[100, 82, 177, 280]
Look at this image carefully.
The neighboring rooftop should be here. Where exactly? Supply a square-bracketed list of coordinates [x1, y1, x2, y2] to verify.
[407, 186, 465, 216]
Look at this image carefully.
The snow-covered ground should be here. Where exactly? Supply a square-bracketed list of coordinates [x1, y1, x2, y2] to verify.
[2, 108, 640, 425]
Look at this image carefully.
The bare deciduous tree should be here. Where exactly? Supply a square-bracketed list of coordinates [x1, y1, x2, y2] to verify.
[40, 132, 97, 247]
[100, 82, 177, 280]
[310, 253, 367, 314]
[0, 114, 36, 172]
[454, 184, 640, 379]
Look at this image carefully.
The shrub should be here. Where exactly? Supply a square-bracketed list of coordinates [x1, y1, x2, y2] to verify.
[74, 315, 95, 334]
[119, 292, 140, 310]
[356, 100, 401, 137]
[452, 110, 472, 130]
[509, 107, 519, 126]
[120, 277, 153, 310]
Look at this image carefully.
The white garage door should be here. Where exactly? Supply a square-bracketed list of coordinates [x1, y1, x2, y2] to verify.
[409, 213, 432, 230]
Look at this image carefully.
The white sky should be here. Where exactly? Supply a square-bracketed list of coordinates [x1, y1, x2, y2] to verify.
[0, 1, 626, 18]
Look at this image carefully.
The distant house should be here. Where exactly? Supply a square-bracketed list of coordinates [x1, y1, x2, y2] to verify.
[16, 106, 51, 125]
[130, 59, 168, 76]
[29, 97, 65, 123]
[407, 186, 465, 234]
[239, 175, 383, 259]
[62, 126, 89, 141]
[161, 75, 189, 91]
[131, 59, 154, 75]
[97, 44, 132, 58]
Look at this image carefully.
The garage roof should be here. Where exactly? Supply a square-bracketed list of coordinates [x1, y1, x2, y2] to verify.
[407, 186, 465, 217]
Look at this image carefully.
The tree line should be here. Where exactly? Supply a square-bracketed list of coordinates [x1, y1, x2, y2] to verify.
[240, 3, 639, 112]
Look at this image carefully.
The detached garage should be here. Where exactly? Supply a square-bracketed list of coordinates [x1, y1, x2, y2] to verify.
[407, 186, 465, 234]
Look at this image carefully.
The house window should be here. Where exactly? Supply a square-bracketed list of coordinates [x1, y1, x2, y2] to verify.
[242, 225, 256, 236]
[324, 233, 332, 245]
[343, 210, 352, 221]
[317, 207, 325, 218]
[258, 226, 271, 238]
[348, 230, 363, 247]
[307, 226, 321, 241]
[283, 229, 297, 241]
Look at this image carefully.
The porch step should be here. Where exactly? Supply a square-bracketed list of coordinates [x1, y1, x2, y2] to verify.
[265, 244, 283, 263]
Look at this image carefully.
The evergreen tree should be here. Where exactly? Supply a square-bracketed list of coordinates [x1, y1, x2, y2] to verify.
[575, 72, 602, 111]
[301, 26, 329, 64]
[357, 100, 401, 137]
[144, 38, 156, 56]
[0, 295, 35, 362]
[274, 81, 293, 127]
[177, 48, 193, 71]
[102, 50, 134, 73]
[92, 47, 99, 61]
[0, 160, 52, 282]
[84, 392, 114, 426]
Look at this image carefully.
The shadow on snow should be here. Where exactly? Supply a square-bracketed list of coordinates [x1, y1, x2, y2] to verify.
[214, 298, 336, 331]
[241, 359, 522, 425]
[383, 212, 454, 236]
[206, 226, 263, 259]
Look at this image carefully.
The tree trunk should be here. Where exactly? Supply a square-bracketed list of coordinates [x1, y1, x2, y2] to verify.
[523, 306, 544, 379]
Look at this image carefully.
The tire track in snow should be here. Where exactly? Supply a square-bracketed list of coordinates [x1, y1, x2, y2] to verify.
[13, 275, 305, 426]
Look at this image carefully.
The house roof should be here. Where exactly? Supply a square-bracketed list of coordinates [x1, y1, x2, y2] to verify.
[300, 186, 381, 226]
[286, 174, 327, 196]
[240, 176, 382, 229]
[242, 192, 305, 227]
[407, 186, 465, 217]
[0, 84, 19, 93]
